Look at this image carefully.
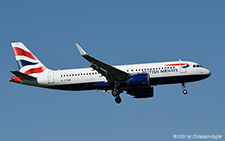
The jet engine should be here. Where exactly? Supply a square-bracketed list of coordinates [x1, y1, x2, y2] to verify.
[126, 73, 150, 88]
[127, 86, 154, 98]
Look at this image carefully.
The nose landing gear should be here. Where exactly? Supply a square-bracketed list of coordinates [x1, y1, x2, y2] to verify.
[182, 83, 188, 95]
[183, 89, 188, 95]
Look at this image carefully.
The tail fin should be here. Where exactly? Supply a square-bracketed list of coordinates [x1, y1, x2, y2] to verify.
[11, 42, 47, 76]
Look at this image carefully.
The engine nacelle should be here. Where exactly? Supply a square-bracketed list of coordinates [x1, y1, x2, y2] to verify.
[127, 73, 150, 88]
[127, 86, 154, 98]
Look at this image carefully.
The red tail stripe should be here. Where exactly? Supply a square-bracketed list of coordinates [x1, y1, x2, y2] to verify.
[13, 47, 36, 60]
[24, 67, 45, 75]
[165, 63, 188, 66]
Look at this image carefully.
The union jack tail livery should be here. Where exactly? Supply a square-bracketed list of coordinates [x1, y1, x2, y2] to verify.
[11, 42, 47, 76]
[10, 42, 50, 84]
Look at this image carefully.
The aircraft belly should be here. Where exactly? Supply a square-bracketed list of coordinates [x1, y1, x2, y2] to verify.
[150, 74, 209, 85]
[47, 81, 110, 91]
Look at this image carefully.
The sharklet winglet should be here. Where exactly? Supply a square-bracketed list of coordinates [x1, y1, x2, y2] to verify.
[75, 43, 88, 56]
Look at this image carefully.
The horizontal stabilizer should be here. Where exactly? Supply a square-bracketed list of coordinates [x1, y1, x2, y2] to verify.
[10, 71, 36, 80]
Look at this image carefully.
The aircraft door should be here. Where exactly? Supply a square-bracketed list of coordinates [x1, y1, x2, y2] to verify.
[48, 72, 55, 84]
[180, 64, 187, 73]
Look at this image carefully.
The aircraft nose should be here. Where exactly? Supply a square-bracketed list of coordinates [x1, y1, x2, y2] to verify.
[204, 68, 211, 77]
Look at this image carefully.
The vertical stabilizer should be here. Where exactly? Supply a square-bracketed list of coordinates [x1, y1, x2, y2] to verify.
[11, 42, 48, 76]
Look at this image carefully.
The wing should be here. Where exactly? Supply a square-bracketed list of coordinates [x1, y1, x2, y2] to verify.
[75, 43, 129, 84]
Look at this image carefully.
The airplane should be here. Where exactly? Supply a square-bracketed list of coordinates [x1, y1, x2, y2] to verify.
[9, 42, 211, 104]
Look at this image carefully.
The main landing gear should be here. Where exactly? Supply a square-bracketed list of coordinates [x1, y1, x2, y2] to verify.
[182, 83, 188, 95]
[112, 89, 123, 104]
[115, 96, 122, 104]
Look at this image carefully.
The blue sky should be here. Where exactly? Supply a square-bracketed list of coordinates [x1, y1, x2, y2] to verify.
[1, 0, 224, 140]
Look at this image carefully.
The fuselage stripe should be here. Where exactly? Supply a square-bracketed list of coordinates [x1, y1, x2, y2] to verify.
[165, 63, 189, 66]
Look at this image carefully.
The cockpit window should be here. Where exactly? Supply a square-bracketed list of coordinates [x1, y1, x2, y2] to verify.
[193, 64, 202, 68]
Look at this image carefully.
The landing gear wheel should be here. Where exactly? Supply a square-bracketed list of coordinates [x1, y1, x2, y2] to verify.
[183, 89, 188, 95]
[112, 90, 118, 97]
[182, 83, 188, 95]
[112, 89, 123, 97]
[115, 96, 122, 104]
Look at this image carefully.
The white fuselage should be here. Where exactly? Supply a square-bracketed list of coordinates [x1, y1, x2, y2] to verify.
[34, 61, 210, 91]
